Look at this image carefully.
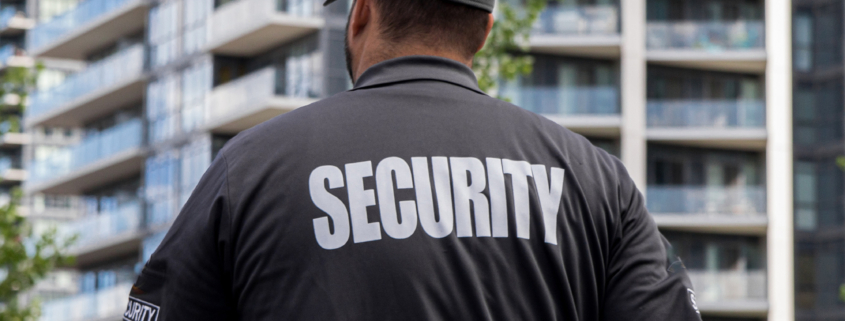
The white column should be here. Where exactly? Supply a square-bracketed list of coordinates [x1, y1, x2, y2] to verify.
[766, 0, 794, 320]
[620, 0, 647, 189]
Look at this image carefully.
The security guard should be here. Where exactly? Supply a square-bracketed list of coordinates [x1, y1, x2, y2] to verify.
[126, 0, 702, 320]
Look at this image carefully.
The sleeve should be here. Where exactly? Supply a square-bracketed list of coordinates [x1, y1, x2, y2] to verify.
[124, 154, 237, 321]
[601, 163, 702, 321]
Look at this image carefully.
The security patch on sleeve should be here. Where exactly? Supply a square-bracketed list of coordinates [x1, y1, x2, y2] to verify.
[124, 296, 160, 321]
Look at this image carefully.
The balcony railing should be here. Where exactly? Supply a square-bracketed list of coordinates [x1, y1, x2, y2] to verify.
[646, 21, 765, 50]
[62, 201, 142, 249]
[533, 5, 618, 35]
[208, 63, 319, 123]
[500, 85, 619, 116]
[688, 270, 766, 303]
[647, 100, 765, 128]
[26, 44, 145, 119]
[27, 0, 134, 52]
[39, 282, 132, 321]
[29, 119, 143, 183]
[647, 185, 766, 215]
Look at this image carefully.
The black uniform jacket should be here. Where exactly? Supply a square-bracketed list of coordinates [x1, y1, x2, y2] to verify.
[126, 55, 702, 321]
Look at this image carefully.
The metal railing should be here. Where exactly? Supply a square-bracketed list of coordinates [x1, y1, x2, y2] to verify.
[533, 5, 619, 35]
[647, 99, 765, 128]
[647, 185, 766, 215]
[26, 44, 145, 119]
[27, 0, 134, 52]
[39, 282, 132, 321]
[646, 21, 765, 50]
[687, 270, 767, 302]
[29, 119, 144, 183]
[500, 85, 619, 116]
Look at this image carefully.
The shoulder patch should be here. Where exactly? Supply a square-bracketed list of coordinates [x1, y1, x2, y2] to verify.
[687, 288, 700, 315]
[124, 296, 160, 321]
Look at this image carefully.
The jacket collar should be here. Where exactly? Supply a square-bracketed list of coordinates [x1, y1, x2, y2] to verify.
[351, 55, 486, 95]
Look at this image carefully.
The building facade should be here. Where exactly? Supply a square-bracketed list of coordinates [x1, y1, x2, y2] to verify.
[5, 0, 826, 320]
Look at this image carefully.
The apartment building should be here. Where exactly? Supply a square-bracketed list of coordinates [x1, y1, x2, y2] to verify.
[0, 0, 31, 208]
[7, 0, 827, 320]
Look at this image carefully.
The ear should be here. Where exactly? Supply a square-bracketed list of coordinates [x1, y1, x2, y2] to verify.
[476, 13, 495, 53]
[349, 0, 372, 39]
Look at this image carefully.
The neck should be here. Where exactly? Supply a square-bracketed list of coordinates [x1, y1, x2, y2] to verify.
[354, 41, 472, 82]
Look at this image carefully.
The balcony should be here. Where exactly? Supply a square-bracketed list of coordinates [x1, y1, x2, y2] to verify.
[688, 270, 768, 316]
[26, 0, 148, 59]
[500, 84, 620, 137]
[0, 44, 34, 70]
[530, 5, 620, 58]
[0, 155, 25, 183]
[0, 6, 34, 36]
[646, 21, 766, 73]
[40, 282, 132, 321]
[25, 44, 146, 128]
[20, 195, 85, 219]
[647, 185, 767, 234]
[25, 119, 146, 194]
[646, 100, 767, 150]
[206, 66, 317, 134]
[207, 0, 324, 57]
[63, 201, 144, 265]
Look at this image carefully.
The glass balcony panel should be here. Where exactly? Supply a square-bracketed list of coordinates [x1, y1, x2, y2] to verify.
[646, 21, 765, 50]
[500, 85, 619, 116]
[27, 0, 134, 52]
[29, 119, 144, 183]
[533, 5, 619, 35]
[647, 185, 766, 215]
[647, 100, 765, 128]
[0, 44, 14, 63]
[0, 7, 15, 29]
[61, 201, 141, 248]
[26, 44, 145, 120]
[39, 282, 132, 321]
[687, 270, 767, 303]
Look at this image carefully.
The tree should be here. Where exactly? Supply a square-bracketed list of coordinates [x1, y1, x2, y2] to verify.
[0, 64, 75, 320]
[473, 0, 548, 96]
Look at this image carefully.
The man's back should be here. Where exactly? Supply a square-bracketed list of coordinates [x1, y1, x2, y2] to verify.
[127, 56, 700, 320]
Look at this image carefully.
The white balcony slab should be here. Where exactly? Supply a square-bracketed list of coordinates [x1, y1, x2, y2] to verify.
[529, 34, 621, 58]
[0, 132, 30, 147]
[29, 0, 148, 59]
[647, 49, 767, 73]
[1, 168, 26, 182]
[654, 214, 768, 235]
[0, 16, 33, 36]
[24, 75, 146, 128]
[544, 114, 621, 137]
[24, 147, 146, 194]
[699, 300, 769, 318]
[207, 96, 315, 134]
[71, 229, 144, 267]
[207, 0, 324, 57]
[647, 128, 767, 150]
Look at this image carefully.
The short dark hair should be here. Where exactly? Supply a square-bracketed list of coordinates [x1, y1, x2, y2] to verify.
[373, 0, 490, 58]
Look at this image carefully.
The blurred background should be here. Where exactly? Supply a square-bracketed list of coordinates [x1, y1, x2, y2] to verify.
[0, 0, 832, 320]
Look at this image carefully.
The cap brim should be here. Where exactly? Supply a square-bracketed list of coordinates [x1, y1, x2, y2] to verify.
[323, 0, 337, 6]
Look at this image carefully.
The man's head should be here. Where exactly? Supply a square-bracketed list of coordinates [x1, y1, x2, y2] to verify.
[340, 0, 495, 83]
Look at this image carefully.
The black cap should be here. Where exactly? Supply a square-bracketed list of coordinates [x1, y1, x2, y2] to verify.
[323, 0, 494, 13]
